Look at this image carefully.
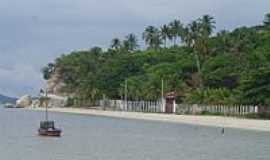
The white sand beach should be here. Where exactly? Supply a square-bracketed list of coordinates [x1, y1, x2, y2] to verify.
[28, 107, 270, 132]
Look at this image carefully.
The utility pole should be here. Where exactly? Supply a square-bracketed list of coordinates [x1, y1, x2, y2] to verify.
[125, 79, 128, 111]
[161, 79, 164, 112]
[161, 79, 164, 100]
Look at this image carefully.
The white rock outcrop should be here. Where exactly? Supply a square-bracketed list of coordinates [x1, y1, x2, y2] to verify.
[30, 94, 68, 108]
[16, 95, 32, 108]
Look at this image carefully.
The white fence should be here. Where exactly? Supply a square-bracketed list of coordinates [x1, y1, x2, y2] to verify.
[96, 99, 258, 116]
[96, 100, 164, 113]
[175, 104, 258, 115]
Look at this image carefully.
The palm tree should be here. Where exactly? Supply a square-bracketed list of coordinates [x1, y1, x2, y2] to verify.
[179, 20, 201, 50]
[216, 30, 231, 53]
[111, 38, 122, 50]
[123, 33, 139, 52]
[182, 16, 215, 90]
[230, 27, 258, 55]
[160, 25, 171, 48]
[199, 15, 216, 37]
[187, 21, 200, 48]
[169, 19, 183, 46]
[190, 15, 216, 57]
[90, 47, 102, 56]
[181, 27, 193, 48]
[143, 26, 162, 50]
[263, 13, 270, 27]
[42, 63, 55, 80]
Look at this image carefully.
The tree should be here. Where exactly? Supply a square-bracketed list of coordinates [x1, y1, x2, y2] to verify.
[146, 63, 184, 93]
[180, 27, 190, 48]
[229, 27, 259, 55]
[97, 53, 146, 98]
[160, 24, 171, 48]
[240, 66, 270, 107]
[111, 38, 122, 50]
[90, 47, 103, 56]
[263, 13, 270, 27]
[181, 21, 202, 89]
[42, 63, 55, 80]
[202, 54, 239, 89]
[143, 26, 162, 50]
[123, 33, 139, 52]
[42, 13, 270, 110]
[186, 15, 216, 89]
[199, 15, 216, 37]
[169, 19, 184, 46]
[183, 21, 200, 49]
[197, 15, 216, 57]
[184, 88, 237, 105]
[214, 30, 231, 53]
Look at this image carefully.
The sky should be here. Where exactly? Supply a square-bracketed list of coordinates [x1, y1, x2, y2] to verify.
[0, 0, 270, 97]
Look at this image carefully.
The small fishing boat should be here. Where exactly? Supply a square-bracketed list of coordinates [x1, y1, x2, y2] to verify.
[38, 121, 62, 137]
[38, 89, 62, 137]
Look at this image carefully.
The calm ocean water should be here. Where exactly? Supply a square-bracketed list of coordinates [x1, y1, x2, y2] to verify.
[0, 107, 269, 160]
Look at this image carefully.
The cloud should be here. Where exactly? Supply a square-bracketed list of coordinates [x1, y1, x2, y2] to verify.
[0, 63, 45, 97]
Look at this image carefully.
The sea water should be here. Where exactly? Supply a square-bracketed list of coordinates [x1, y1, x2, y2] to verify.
[0, 107, 269, 160]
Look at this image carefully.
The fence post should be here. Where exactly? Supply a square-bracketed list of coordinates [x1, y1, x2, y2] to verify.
[173, 99, 176, 113]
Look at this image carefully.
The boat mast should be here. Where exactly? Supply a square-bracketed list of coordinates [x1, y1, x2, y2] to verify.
[45, 89, 48, 121]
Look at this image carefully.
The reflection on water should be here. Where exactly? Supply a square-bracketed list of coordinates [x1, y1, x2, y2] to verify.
[0, 107, 269, 160]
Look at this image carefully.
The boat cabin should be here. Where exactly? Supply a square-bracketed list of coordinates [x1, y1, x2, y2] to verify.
[40, 121, 55, 129]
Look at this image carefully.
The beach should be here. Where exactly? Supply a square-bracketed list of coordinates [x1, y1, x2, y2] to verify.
[28, 107, 270, 132]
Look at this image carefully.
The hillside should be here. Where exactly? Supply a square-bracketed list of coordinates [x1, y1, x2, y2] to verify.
[42, 13, 270, 108]
[0, 94, 17, 104]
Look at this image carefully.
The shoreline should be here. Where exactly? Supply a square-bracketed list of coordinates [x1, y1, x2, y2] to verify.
[27, 107, 270, 132]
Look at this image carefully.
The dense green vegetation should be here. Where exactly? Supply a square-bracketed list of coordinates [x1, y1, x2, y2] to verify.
[43, 13, 270, 108]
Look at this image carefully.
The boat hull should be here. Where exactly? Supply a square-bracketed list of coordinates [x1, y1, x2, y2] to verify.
[38, 128, 62, 137]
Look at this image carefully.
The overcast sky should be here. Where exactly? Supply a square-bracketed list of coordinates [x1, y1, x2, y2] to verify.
[0, 0, 270, 97]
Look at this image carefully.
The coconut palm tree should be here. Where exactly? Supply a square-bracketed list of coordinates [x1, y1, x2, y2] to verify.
[143, 26, 162, 50]
[181, 27, 193, 48]
[169, 19, 184, 46]
[183, 20, 200, 49]
[200, 15, 215, 57]
[160, 24, 171, 48]
[199, 15, 216, 37]
[216, 30, 231, 53]
[123, 33, 139, 52]
[188, 15, 216, 57]
[182, 16, 215, 90]
[90, 47, 102, 56]
[111, 38, 122, 50]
